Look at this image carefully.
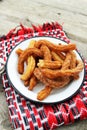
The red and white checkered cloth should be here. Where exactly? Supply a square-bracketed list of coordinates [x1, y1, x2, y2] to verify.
[0, 22, 87, 130]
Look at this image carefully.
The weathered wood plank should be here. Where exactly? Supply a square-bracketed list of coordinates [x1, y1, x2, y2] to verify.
[0, 0, 87, 130]
[0, 0, 87, 42]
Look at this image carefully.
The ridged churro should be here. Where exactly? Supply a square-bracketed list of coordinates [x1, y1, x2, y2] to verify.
[18, 48, 43, 74]
[35, 40, 76, 52]
[40, 60, 84, 79]
[62, 51, 72, 70]
[34, 68, 70, 88]
[37, 59, 62, 69]
[40, 45, 52, 60]
[37, 43, 53, 99]
[51, 51, 64, 63]
[20, 56, 35, 80]
[20, 40, 37, 80]
[37, 86, 53, 100]
[28, 75, 38, 90]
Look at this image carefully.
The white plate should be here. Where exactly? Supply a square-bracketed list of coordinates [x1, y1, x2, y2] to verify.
[6, 36, 85, 104]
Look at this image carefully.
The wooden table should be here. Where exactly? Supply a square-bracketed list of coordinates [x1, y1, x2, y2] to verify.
[0, 0, 87, 130]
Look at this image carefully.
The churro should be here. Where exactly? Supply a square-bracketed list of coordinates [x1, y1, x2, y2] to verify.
[37, 59, 62, 69]
[40, 45, 52, 60]
[51, 51, 64, 63]
[15, 48, 23, 56]
[18, 48, 42, 74]
[40, 60, 84, 79]
[28, 75, 38, 90]
[20, 56, 35, 80]
[35, 39, 76, 52]
[34, 68, 70, 88]
[37, 86, 53, 100]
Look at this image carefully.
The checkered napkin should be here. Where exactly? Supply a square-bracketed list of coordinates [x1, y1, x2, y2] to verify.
[0, 22, 87, 130]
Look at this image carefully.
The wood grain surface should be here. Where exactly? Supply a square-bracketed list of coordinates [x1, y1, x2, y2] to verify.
[0, 0, 87, 130]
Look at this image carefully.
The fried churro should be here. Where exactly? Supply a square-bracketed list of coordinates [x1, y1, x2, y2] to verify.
[70, 51, 79, 79]
[51, 51, 64, 63]
[37, 86, 53, 100]
[40, 60, 84, 79]
[34, 68, 70, 88]
[37, 43, 53, 99]
[28, 75, 38, 90]
[24, 80, 29, 87]
[18, 48, 43, 74]
[20, 56, 35, 80]
[15, 48, 23, 56]
[62, 51, 72, 70]
[35, 40, 76, 52]
[37, 59, 62, 69]
[40, 45, 52, 60]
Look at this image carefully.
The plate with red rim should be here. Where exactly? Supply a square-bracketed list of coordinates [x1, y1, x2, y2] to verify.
[6, 36, 85, 104]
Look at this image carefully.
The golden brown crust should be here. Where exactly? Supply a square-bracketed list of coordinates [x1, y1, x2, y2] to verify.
[35, 40, 76, 52]
[37, 60, 62, 69]
[62, 51, 72, 70]
[24, 80, 29, 87]
[70, 51, 77, 69]
[28, 75, 38, 90]
[40, 60, 84, 79]
[17, 48, 43, 74]
[15, 48, 23, 56]
[51, 51, 64, 63]
[34, 68, 70, 88]
[37, 86, 53, 100]
[40, 45, 52, 60]
[20, 56, 35, 81]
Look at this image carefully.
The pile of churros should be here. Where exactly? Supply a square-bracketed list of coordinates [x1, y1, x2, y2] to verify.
[16, 39, 84, 100]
